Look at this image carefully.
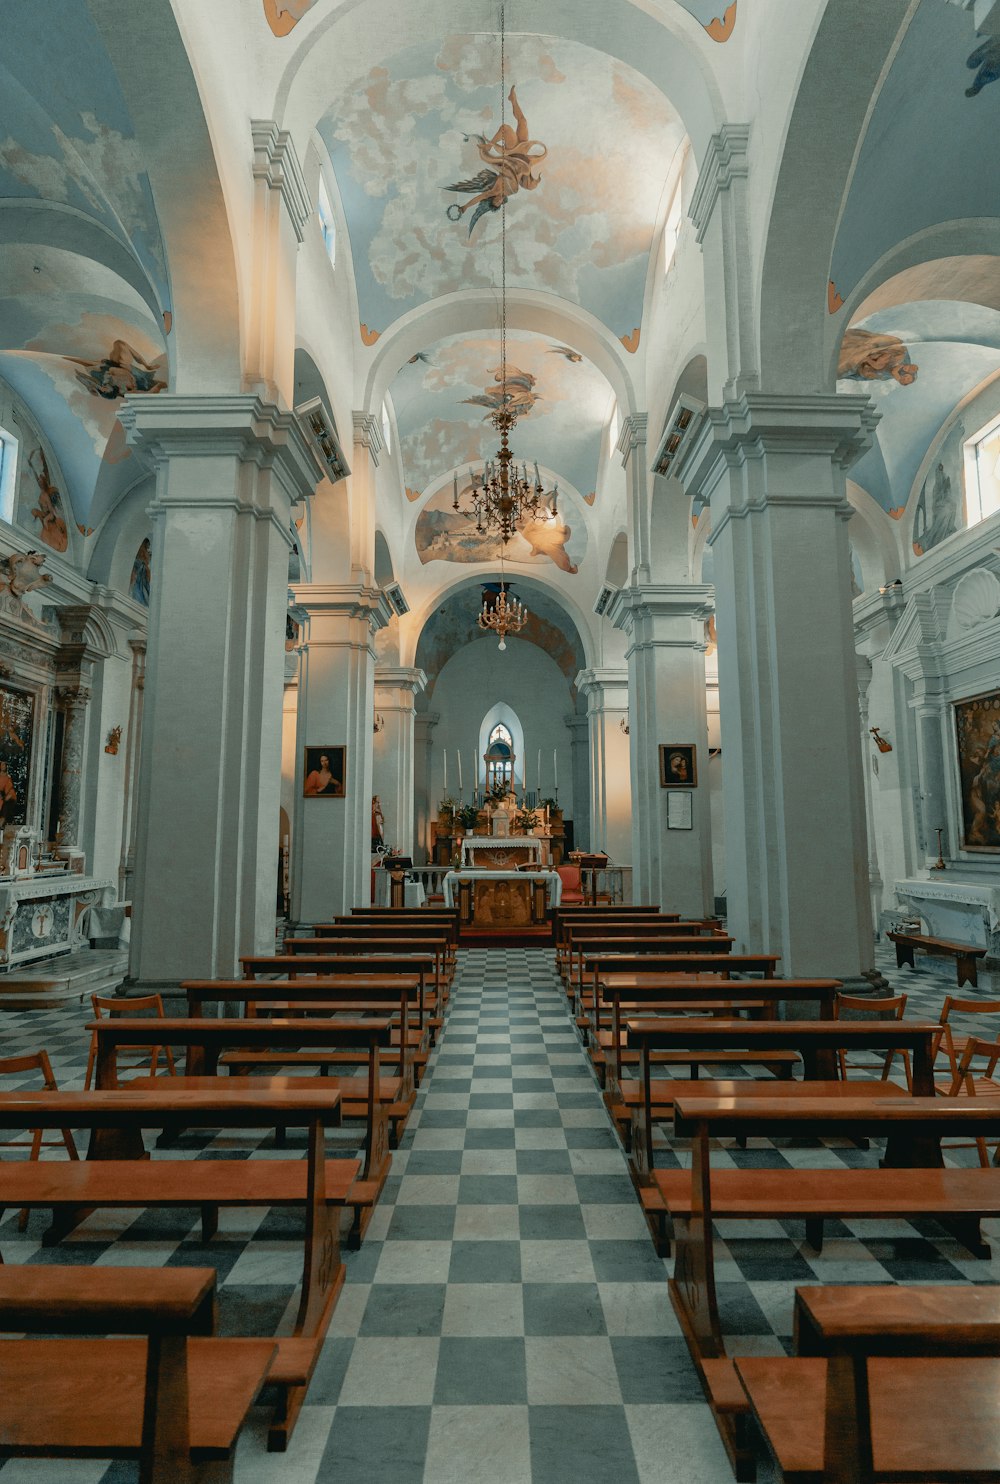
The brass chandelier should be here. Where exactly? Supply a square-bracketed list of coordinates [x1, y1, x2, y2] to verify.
[452, 1, 556, 548]
[477, 555, 528, 651]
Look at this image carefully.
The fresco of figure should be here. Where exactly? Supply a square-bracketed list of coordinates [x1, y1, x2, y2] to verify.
[263, 0, 316, 34]
[64, 340, 167, 401]
[463, 366, 539, 419]
[518, 511, 578, 574]
[838, 328, 918, 386]
[444, 86, 547, 236]
[26, 448, 68, 553]
[129, 538, 152, 607]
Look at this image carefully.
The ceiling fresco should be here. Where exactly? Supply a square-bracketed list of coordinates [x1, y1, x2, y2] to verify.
[0, 2, 170, 313]
[415, 579, 586, 701]
[415, 484, 587, 574]
[839, 302, 1000, 515]
[829, 0, 1000, 312]
[317, 33, 682, 345]
[393, 330, 608, 501]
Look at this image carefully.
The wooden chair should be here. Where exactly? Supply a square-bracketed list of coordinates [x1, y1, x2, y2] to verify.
[0, 1050, 78, 1230]
[84, 993, 177, 1090]
[833, 991, 912, 1091]
[945, 1035, 1000, 1166]
[934, 995, 1000, 1084]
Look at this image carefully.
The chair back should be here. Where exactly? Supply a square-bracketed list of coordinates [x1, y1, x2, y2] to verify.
[86, 993, 176, 1087]
[833, 992, 907, 1021]
[556, 865, 584, 903]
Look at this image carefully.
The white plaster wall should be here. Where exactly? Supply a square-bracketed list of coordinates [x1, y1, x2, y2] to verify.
[80, 651, 134, 883]
[425, 634, 578, 824]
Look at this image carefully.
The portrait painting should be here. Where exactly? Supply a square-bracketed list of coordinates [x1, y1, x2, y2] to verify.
[0, 682, 35, 827]
[954, 690, 1000, 851]
[303, 745, 346, 798]
[659, 743, 697, 788]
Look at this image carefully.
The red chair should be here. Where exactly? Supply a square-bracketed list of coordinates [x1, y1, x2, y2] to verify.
[556, 865, 586, 904]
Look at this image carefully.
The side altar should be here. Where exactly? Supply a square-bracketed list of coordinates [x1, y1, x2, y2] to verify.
[443, 869, 562, 926]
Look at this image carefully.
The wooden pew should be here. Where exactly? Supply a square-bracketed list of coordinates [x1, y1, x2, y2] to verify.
[331, 914, 460, 953]
[736, 1285, 1000, 1483]
[287, 934, 453, 992]
[241, 952, 440, 1039]
[90, 1017, 393, 1246]
[577, 951, 780, 1023]
[0, 1265, 273, 1483]
[561, 922, 728, 987]
[553, 906, 668, 967]
[888, 928, 987, 988]
[0, 1086, 354, 1448]
[663, 1094, 1000, 1479]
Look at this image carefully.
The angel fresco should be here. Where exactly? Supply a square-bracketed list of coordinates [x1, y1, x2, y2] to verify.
[518, 508, 578, 574]
[463, 366, 539, 419]
[64, 340, 167, 401]
[837, 328, 918, 386]
[26, 448, 68, 554]
[444, 86, 547, 237]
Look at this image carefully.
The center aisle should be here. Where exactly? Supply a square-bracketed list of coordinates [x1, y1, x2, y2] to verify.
[305, 946, 730, 1484]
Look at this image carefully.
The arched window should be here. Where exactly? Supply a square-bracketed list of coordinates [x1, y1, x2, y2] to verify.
[0, 423, 18, 525]
[964, 413, 1000, 529]
[317, 175, 336, 267]
[485, 722, 514, 794]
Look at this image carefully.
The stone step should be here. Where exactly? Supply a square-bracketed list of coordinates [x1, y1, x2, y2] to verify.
[0, 950, 128, 1010]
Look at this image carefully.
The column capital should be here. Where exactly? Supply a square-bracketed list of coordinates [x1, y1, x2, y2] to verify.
[250, 119, 311, 242]
[353, 411, 384, 467]
[292, 581, 393, 633]
[119, 393, 321, 513]
[688, 122, 750, 244]
[608, 583, 715, 639]
[676, 391, 880, 519]
[375, 666, 428, 701]
[616, 412, 648, 467]
[564, 713, 590, 736]
[414, 710, 440, 740]
[575, 667, 629, 709]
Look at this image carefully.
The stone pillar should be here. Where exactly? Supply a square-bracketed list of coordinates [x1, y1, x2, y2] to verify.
[289, 584, 391, 925]
[247, 121, 310, 404]
[611, 584, 715, 917]
[118, 636, 146, 899]
[56, 687, 91, 848]
[688, 124, 758, 399]
[565, 713, 590, 850]
[350, 412, 382, 580]
[677, 392, 878, 980]
[118, 394, 319, 986]
[855, 656, 885, 933]
[912, 690, 952, 867]
[617, 413, 650, 583]
[373, 667, 427, 858]
[414, 711, 439, 864]
[575, 668, 631, 862]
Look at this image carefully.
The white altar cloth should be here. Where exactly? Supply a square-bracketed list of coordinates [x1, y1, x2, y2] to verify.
[894, 877, 1000, 948]
[373, 873, 427, 909]
[442, 869, 562, 908]
[459, 836, 545, 867]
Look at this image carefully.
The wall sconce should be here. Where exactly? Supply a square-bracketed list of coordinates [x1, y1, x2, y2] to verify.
[373, 714, 385, 735]
[870, 727, 892, 754]
[619, 716, 630, 736]
[104, 725, 122, 755]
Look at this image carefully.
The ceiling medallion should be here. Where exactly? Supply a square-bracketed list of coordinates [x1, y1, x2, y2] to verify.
[452, 1, 558, 549]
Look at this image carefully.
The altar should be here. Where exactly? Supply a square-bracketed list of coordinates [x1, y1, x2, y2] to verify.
[0, 873, 116, 971]
[443, 869, 562, 926]
[459, 836, 546, 869]
[894, 877, 1000, 955]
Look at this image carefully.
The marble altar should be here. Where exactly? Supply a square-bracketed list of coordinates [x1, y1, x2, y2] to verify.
[460, 836, 545, 869]
[894, 877, 1000, 954]
[443, 869, 561, 925]
[0, 874, 116, 970]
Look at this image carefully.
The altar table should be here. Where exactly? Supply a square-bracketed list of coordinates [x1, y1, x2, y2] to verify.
[443, 869, 562, 926]
[459, 836, 545, 869]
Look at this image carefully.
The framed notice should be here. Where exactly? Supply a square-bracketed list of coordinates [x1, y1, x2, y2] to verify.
[659, 743, 697, 788]
[666, 791, 693, 830]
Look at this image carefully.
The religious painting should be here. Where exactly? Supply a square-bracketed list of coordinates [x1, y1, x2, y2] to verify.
[837, 328, 918, 387]
[0, 682, 34, 827]
[913, 420, 966, 556]
[954, 689, 1000, 852]
[129, 537, 151, 607]
[21, 444, 68, 553]
[303, 745, 346, 798]
[444, 86, 547, 238]
[66, 339, 167, 401]
[659, 744, 697, 788]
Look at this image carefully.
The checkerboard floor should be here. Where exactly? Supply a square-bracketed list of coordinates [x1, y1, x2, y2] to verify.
[1, 942, 1000, 1482]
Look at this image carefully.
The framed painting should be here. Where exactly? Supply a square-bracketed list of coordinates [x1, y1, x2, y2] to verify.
[0, 682, 34, 827]
[954, 689, 1000, 852]
[659, 743, 697, 788]
[303, 745, 346, 798]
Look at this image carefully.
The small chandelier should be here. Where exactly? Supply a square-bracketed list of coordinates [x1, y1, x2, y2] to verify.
[478, 561, 528, 652]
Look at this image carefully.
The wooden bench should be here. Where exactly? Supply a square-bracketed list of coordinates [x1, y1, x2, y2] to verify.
[736, 1284, 1000, 1483]
[287, 935, 453, 996]
[888, 929, 987, 988]
[561, 923, 729, 986]
[90, 1016, 393, 1247]
[241, 953, 441, 1039]
[0, 1086, 355, 1449]
[0, 1264, 273, 1482]
[577, 952, 781, 1023]
[663, 1095, 1000, 1479]
[553, 906, 669, 963]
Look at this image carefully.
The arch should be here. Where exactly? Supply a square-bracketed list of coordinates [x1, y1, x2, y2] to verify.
[480, 705, 523, 793]
[374, 529, 396, 585]
[605, 531, 629, 588]
[846, 482, 901, 591]
[87, 0, 243, 393]
[0, 202, 163, 325]
[363, 289, 637, 421]
[86, 471, 156, 596]
[757, 0, 911, 391]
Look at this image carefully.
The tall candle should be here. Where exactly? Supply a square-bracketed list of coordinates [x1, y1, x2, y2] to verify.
[472, 751, 477, 798]
[443, 750, 447, 793]
[537, 749, 542, 797]
[553, 748, 558, 787]
[457, 750, 463, 792]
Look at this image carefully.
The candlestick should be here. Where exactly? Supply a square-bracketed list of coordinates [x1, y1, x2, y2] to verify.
[931, 827, 946, 871]
[553, 748, 558, 788]
[443, 750, 447, 793]
[457, 750, 463, 794]
[537, 748, 541, 796]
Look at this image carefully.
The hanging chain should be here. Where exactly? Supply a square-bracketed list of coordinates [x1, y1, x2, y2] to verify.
[499, 0, 507, 415]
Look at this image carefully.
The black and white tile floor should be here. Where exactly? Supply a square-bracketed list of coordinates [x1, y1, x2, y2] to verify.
[1, 943, 999, 1482]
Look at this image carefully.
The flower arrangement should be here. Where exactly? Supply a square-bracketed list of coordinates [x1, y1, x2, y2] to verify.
[516, 808, 539, 832]
[457, 803, 480, 829]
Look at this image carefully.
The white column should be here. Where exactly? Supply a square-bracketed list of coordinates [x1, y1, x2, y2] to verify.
[617, 413, 650, 583]
[373, 667, 427, 858]
[414, 711, 439, 864]
[575, 668, 632, 863]
[565, 713, 590, 850]
[688, 123, 758, 400]
[247, 121, 310, 405]
[289, 584, 392, 925]
[55, 687, 91, 850]
[118, 394, 318, 985]
[350, 412, 382, 581]
[677, 392, 878, 980]
[611, 584, 715, 917]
